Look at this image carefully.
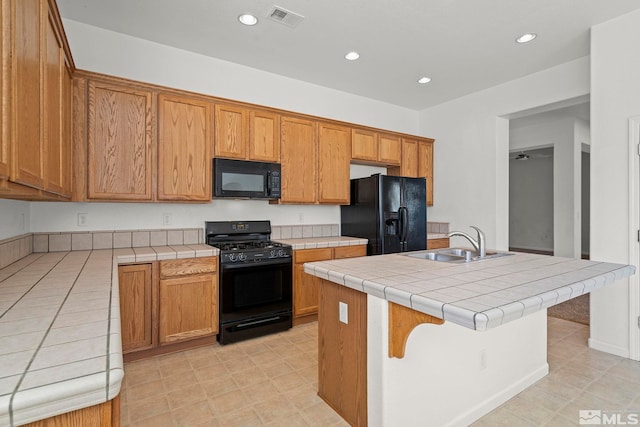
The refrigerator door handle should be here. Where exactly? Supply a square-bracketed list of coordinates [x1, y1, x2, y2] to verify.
[399, 206, 409, 251]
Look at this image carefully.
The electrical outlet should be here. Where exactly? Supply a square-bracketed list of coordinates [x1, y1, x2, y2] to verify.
[298, 212, 304, 223]
[77, 213, 88, 227]
[162, 213, 172, 226]
[339, 302, 348, 324]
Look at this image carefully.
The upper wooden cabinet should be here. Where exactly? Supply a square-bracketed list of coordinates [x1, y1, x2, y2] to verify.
[158, 94, 212, 201]
[389, 137, 434, 206]
[0, 0, 72, 200]
[214, 104, 280, 162]
[318, 122, 350, 204]
[87, 81, 153, 200]
[280, 116, 317, 203]
[351, 128, 401, 166]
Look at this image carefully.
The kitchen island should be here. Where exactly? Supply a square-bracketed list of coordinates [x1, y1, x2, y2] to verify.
[304, 249, 635, 427]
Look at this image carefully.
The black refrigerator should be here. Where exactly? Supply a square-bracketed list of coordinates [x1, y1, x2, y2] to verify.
[340, 174, 427, 255]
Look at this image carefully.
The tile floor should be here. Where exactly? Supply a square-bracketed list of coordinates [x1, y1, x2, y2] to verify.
[120, 317, 640, 426]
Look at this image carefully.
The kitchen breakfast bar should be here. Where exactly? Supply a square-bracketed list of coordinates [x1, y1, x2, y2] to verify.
[304, 249, 635, 427]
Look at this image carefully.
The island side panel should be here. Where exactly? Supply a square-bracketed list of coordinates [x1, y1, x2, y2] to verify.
[318, 278, 367, 427]
[368, 295, 549, 427]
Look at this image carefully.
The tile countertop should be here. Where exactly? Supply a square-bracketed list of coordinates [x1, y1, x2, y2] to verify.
[0, 244, 217, 427]
[303, 249, 635, 331]
[275, 236, 368, 250]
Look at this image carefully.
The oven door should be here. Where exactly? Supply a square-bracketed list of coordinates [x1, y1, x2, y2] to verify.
[219, 260, 292, 324]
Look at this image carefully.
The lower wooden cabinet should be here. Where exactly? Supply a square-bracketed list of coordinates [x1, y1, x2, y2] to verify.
[158, 257, 218, 345]
[293, 245, 366, 322]
[118, 263, 155, 353]
[118, 256, 218, 359]
[428, 237, 450, 249]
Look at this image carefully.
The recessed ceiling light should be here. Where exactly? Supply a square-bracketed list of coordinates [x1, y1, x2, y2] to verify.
[238, 14, 258, 26]
[417, 77, 432, 84]
[345, 51, 360, 61]
[516, 33, 537, 43]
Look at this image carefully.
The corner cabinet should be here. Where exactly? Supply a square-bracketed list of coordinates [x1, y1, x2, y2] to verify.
[1, 0, 73, 200]
[158, 257, 218, 345]
[293, 245, 366, 324]
[87, 80, 153, 201]
[158, 94, 212, 201]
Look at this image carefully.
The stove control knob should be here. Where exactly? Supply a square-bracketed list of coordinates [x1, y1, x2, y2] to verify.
[238, 253, 247, 261]
[277, 249, 286, 258]
[269, 250, 277, 258]
[228, 253, 237, 262]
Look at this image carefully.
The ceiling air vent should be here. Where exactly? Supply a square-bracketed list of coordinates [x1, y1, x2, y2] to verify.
[267, 6, 304, 28]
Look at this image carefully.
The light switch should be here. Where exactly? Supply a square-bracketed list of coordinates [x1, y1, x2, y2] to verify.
[339, 301, 348, 324]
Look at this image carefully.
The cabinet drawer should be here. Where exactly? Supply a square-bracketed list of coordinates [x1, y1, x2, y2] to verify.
[333, 245, 367, 259]
[428, 238, 450, 250]
[160, 256, 217, 278]
[294, 248, 333, 263]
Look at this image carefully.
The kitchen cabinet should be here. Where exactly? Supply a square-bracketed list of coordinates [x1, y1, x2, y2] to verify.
[318, 122, 350, 204]
[158, 256, 218, 345]
[280, 116, 317, 204]
[158, 94, 212, 201]
[293, 245, 366, 324]
[389, 137, 434, 206]
[351, 128, 401, 166]
[87, 80, 153, 201]
[0, 0, 72, 200]
[118, 263, 155, 353]
[428, 237, 450, 249]
[214, 103, 280, 162]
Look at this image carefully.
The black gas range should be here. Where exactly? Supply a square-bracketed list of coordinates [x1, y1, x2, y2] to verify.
[206, 221, 292, 345]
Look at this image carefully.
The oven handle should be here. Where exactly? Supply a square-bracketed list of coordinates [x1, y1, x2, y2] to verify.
[221, 258, 292, 270]
[236, 316, 282, 328]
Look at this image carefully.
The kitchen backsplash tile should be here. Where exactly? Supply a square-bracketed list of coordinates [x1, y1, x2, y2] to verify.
[167, 230, 184, 246]
[113, 232, 132, 249]
[272, 224, 340, 240]
[92, 232, 113, 250]
[427, 222, 450, 234]
[49, 234, 71, 252]
[0, 234, 32, 270]
[149, 230, 167, 247]
[132, 231, 150, 248]
[183, 229, 199, 245]
[71, 233, 92, 251]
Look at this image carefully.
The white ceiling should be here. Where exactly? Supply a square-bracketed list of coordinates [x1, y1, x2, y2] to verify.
[56, 0, 640, 111]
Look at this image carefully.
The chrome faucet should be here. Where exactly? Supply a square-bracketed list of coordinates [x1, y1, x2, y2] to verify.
[447, 226, 486, 258]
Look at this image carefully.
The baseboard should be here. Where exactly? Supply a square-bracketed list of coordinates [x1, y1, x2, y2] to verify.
[445, 364, 550, 427]
[588, 338, 630, 358]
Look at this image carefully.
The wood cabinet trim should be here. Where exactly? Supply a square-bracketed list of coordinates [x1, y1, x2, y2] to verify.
[388, 301, 444, 359]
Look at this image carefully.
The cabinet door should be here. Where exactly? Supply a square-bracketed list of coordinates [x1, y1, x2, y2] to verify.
[11, 0, 44, 189]
[318, 122, 350, 204]
[158, 94, 212, 201]
[399, 138, 419, 177]
[214, 104, 246, 159]
[378, 133, 401, 165]
[418, 140, 434, 206]
[293, 248, 332, 318]
[351, 128, 377, 162]
[249, 110, 279, 162]
[333, 245, 367, 259]
[87, 81, 153, 200]
[158, 273, 218, 345]
[280, 116, 317, 203]
[118, 264, 154, 353]
[0, 0, 9, 179]
[43, 7, 69, 197]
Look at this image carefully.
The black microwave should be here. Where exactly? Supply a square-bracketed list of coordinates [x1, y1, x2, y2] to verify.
[213, 158, 281, 199]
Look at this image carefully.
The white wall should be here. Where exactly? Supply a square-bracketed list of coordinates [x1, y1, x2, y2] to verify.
[589, 8, 640, 357]
[418, 57, 590, 250]
[19, 20, 424, 234]
[0, 199, 30, 240]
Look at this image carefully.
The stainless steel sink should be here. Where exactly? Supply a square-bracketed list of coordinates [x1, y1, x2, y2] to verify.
[406, 248, 513, 263]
